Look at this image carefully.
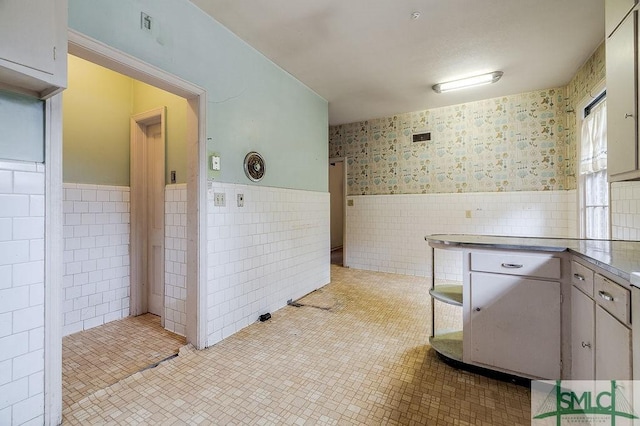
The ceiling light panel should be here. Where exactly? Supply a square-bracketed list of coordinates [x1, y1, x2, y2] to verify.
[433, 71, 504, 93]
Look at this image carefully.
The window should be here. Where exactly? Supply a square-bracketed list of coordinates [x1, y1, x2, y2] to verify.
[579, 94, 609, 239]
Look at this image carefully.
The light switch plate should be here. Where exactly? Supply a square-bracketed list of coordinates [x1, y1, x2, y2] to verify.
[210, 155, 221, 171]
[214, 192, 225, 207]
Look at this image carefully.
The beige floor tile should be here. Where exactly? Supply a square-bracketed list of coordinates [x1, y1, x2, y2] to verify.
[62, 265, 530, 425]
[62, 313, 186, 412]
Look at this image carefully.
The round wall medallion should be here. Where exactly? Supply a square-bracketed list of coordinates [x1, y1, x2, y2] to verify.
[244, 151, 266, 182]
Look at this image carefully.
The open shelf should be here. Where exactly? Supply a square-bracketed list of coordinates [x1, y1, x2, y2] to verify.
[429, 331, 463, 362]
[429, 284, 462, 306]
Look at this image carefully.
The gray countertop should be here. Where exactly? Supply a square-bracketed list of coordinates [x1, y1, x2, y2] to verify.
[425, 234, 640, 284]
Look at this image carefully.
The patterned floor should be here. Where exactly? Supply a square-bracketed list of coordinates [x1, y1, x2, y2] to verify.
[62, 313, 186, 412]
[62, 265, 530, 425]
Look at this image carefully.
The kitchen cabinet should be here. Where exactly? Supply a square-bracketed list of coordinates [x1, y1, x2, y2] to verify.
[606, 9, 639, 180]
[606, 0, 638, 37]
[463, 250, 562, 379]
[426, 235, 639, 382]
[0, 0, 67, 98]
[468, 272, 561, 379]
[571, 286, 595, 379]
[571, 260, 632, 380]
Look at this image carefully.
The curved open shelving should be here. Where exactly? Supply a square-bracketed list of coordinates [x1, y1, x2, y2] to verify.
[429, 331, 463, 362]
[429, 284, 462, 306]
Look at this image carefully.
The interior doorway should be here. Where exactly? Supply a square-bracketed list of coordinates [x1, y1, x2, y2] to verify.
[46, 29, 208, 421]
[329, 158, 346, 266]
[131, 109, 166, 318]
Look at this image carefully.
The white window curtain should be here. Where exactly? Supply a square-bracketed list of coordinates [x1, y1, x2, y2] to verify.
[579, 98, 608, 240]
[580, 100, 607, 174]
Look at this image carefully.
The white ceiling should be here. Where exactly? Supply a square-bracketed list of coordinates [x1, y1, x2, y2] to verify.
[190, 0, 605, 125]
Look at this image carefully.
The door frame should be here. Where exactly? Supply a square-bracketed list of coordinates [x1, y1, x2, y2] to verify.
[44, 29, 209, 423]
[130, 108, 166, 318]
[329, 157, 347, 266]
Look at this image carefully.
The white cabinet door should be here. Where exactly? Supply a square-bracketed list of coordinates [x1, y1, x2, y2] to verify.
[571, 287, 595, 380]
[0, 0, 66, 98]
[468, 272, 561, 379]
[595, 306, 632, 380]
[606, 0, 638, 37]
[607, 11, 638, 179]
[0, 0, 56, 75]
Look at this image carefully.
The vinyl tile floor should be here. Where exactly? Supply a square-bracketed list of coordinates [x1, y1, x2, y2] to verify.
[62, 313, 186, 412]
[62, 266, 530, 425]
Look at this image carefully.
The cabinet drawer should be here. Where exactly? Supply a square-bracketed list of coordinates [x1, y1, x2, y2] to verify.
[572, 261, 595, 297]
[594, 274, 630, 325]
[470, 252, 561, 279]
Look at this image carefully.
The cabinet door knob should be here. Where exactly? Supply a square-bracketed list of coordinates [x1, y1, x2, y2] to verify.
[474, 307, 481, 312]
[581, 341, 591, 348]
[573, 273, 585, 281]
[501, 263, 523, 269]
[625, 113, 634, 119]
[598, 290, 614, 302]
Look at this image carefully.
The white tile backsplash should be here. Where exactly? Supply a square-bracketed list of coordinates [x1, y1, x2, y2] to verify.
[611, 181, 640, 240]
[165, 184, 187, 336]
[0, 161, 45, 425]
[345, 190, 577, 280]
[206, 182, 330, 346]
[62, 183, 130, 336]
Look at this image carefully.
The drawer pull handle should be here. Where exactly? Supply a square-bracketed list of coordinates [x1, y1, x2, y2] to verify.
[581, 341, 591, 349]
[598, 291, 614, 302]
[625, 113, 634, 119]
[573, 273, 585, 281]
[501, 263, 523, 269]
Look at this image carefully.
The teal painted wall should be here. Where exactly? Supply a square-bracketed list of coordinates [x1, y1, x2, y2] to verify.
[68, 0, 328, 192]
[0, 91, 44, 162]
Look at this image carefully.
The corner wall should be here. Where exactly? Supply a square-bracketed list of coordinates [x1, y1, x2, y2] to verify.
[0, 161, 46, 425]
[206, 183, 329, 345]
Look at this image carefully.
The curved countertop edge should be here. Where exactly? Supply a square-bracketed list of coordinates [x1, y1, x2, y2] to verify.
[425, 234, 640, 284]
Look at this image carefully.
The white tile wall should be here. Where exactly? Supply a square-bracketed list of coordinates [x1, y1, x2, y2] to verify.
[0, 160, 45, 425]
[165, 184, 187, 336]
[206, 182, 330, 346]
[345, 190, 577, 281]
[62, 184, 130, 336]
[611, 181, 640, 240]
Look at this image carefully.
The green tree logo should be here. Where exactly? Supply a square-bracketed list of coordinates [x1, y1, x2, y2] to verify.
[533, 380, 638, 425]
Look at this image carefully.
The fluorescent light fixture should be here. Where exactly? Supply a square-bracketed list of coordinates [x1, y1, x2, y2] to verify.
[432, 71, 503, 93]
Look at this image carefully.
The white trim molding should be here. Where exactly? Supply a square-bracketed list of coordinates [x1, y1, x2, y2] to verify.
[67, 28, 208, 348]
[44, 94, 63, 424]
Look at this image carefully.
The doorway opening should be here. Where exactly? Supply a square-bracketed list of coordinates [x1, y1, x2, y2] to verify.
[329, 158, 346, 266]
[48, 29, 208, 419]
[130, 108, 167, 320]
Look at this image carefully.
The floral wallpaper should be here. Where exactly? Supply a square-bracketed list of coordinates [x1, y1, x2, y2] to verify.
[329, 42, 605, 196]
[329, 89, 567, 195]
[565, 42, 606, 190]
